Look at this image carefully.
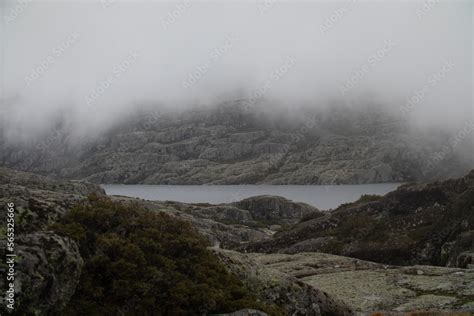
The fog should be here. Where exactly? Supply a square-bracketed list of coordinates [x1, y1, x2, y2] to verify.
[0, 0, 472, 141]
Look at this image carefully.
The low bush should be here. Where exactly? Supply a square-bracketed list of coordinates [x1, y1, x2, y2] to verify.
[52, 195, 283, 315]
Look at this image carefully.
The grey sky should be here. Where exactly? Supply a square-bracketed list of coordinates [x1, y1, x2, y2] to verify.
[0, 0, 472, 140]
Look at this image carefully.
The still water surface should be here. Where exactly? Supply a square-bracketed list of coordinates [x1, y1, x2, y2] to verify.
[102, 183, 401, 210]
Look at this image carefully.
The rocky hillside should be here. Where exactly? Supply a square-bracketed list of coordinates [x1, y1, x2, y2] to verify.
[113, 194, 320, 248]
[0, 168, 473, 314]
[0, 167, 343, 315]
[1, 102, 471, 184]
[242, 170, 474, 268]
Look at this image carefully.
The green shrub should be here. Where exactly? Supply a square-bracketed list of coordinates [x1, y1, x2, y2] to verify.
[52, 195, 283, 316]
[337, 194, 382, 209]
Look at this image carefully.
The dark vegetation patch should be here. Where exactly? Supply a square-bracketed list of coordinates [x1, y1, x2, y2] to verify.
[337, 194, 382, 210]
[51, 195, 284, 316]
[300, 210, 326, 223]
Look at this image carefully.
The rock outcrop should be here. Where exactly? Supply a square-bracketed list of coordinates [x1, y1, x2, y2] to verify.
[107, 195, 320, 248]
[244, 252, 474, 314]
[213, 249, 354, 316]
[1, 102, 471, 185]
[241, 171, 474, 268]
[231, 195, 323, 224]
[0, 167, 105, 196]
[12, 232, 84, 315]
[0, 169, 101, 314]
[110, 197, 275, 247]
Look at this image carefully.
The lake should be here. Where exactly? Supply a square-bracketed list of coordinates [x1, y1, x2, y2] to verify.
[102, 183, 401, 210]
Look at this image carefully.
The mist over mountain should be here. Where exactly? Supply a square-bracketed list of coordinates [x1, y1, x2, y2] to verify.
[1, 1, 472, 140]
[1, 101, 472, 184]
[0, 1, 472, 183]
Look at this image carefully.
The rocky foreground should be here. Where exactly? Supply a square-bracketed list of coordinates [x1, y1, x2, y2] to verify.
[1, 102, 472, 185]
[0, 167, 473, 314]
[242, 170, 474, 269]
[217, 250, 474, 314]
[0, 167, 347, 315]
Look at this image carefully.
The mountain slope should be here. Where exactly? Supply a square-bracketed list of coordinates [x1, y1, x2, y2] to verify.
[241, 170, 474, 268]
[1, 101, 471, 184]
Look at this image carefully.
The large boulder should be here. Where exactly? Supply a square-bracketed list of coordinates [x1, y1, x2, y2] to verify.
[0, 232, 83, 315]
[0, 168, 100, 315]
[232, 195, 323, 222]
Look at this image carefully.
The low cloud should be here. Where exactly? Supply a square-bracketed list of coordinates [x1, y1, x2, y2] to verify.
[0, 1, 472, 142]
